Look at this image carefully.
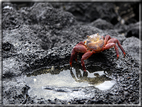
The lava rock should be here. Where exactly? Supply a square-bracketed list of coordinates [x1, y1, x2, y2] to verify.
[51, 3, 118, 24]
[2, 42, 14, 51]
[10, 2, 35, 9]
[122, 36, 141, 62]
[114, 3, 139, 25]
[125, 21, 141, 39]
[27, 3, 76, 28]
[3, 80, 30, 104]
[2, 3, 23, 30]
[90, 18, 114, 30]
[114, 23, 128, 34]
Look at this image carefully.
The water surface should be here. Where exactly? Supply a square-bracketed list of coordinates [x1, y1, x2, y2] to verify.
[25, 65, 116, 100]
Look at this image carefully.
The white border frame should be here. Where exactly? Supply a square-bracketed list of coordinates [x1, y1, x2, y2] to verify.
[0, 0, 141, 106]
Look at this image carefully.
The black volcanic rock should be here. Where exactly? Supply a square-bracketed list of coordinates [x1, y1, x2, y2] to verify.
[122, 36, 141, 62]
[114, 3, 139, 25]
[51, 3, 118, 24]
[90, 18, 114, 30]
[2, 4, 23, 30]
[125, 21, 141, 39]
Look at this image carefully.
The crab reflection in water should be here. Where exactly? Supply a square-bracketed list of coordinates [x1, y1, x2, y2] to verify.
[70, 67, 114, 89]
[26, 65, 116, 91]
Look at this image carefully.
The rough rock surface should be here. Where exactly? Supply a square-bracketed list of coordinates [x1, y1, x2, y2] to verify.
[125, 21, 141, 39]
[90, 18, 114, 30]
[51, 2, 118, 24]
[51, 2, 139, 25]
[122, 37, 141, 62]
[2, 2, 141, 105]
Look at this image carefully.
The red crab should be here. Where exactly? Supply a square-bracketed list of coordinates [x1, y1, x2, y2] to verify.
[70, 33, 126, 72]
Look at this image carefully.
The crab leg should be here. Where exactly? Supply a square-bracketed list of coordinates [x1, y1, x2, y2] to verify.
[70, 48, 77, 66]
[104, 35, 111, 45]
[116, 40, 126, 57]
[70, 42, 87, 67]
[81, 51, 94, 72]
[107, 38, 126, 57]
[104, 43, 119, 59]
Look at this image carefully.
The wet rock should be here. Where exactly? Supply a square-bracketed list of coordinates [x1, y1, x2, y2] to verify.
[3, 57, 24, 77]
[3, 79, 30, 104]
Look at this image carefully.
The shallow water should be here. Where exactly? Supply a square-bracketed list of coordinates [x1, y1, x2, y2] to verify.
[25, 65, 116, 100]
